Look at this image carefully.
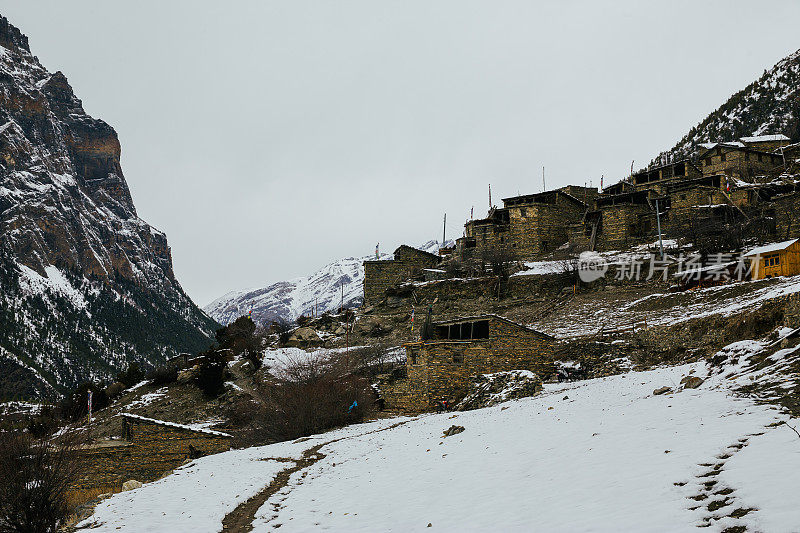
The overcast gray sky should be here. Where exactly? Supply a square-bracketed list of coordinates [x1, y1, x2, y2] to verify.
[3, 1, 799, 305]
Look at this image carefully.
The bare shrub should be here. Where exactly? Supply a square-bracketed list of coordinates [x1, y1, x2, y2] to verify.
[0, 431, 83, 532]
[147, 365, 178, 386]
[196, 350, 228, 398]
[231, 351, 374, 444]
[555, 257, 579, 288]
[115, 362, 145, 388]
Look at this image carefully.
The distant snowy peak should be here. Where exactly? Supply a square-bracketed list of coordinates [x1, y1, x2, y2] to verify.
[660, 47, 800, 162]
[205, 240, 452, 326]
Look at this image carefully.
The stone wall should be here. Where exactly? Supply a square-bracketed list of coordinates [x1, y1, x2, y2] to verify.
[506, 199, 583, 258]
[385, 318, 556, 412]
[770, 193, 800, 240]
[700, 147, 782, 180]
[363, 247, 440, 306]
[596, 204, 653, 251]
[364, 261, 409, 306]
[71, 416, 232, 491]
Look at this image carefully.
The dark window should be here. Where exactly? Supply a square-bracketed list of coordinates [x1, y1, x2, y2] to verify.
[452, 353, 464, 364]
[409, 348, 418, 364]
[745, 153, 750, 161]
[721, 153, 727, 162]
[436, 320, 490, 340]
[758, 153, 763, 162]
[472, 320, 489, 339]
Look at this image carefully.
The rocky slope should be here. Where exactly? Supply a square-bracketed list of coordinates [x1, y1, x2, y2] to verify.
[659, 48, 800, 162]
[0, 16, 216, 399]
[205, 240, 448, 326]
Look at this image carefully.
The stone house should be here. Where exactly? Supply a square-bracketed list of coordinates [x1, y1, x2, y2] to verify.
[363, 245, 441, 306]
[382, 314, 556, 412]
[70, 413, 232, 493]
[697, 141, 786, 181]
[456, 207, 510, 262]
[739, 134, 792, 153]
[630, 159, 704, 195]
[455, 186, 594, 262]
[575, 191, 654, 251]
[502, 189, 591, 257]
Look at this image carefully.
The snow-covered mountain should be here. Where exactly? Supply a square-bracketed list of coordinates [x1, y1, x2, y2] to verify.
[659, 48, 800, 162]
[205, 240, 449, 326]
[0, 16, 216, 399]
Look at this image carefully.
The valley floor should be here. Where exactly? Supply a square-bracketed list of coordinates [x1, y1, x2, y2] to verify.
[78, 349, 800, 533]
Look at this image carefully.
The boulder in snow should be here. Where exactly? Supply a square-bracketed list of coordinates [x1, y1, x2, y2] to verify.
[455, 370, 542, 411]
[121, 479, 142, 491]
[682, 376, 704, 389]
[285, 327, 322, 347]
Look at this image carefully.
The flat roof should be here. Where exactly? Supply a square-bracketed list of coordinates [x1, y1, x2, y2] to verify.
[122, 413, 232, 438]
[741, 134, 790, 143]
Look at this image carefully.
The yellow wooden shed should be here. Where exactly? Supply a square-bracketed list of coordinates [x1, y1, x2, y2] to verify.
[743, 239, 800, 280]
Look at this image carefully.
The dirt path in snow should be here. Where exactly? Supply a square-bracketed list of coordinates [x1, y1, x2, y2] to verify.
[221, 443, 328, 532]
[219, 418, 415, 532]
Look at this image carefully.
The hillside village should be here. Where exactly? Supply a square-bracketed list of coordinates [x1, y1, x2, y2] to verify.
[17, 134, 800, 532]
[2, 8, 800, 533]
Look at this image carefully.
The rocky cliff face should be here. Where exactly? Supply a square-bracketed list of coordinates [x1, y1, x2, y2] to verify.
[0, 16, 217, 399]
[660, 48, 800, 162]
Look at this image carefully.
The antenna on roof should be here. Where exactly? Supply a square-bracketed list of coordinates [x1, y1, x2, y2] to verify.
[488, 184, 492, 209]
[442, 213, 446, 247]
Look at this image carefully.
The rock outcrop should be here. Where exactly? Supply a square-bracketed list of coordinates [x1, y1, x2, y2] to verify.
[0, 16, 217, 398]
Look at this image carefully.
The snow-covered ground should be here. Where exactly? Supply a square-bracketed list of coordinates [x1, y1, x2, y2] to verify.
[80, 349, 800, 533]
[536, 274, 800, 338]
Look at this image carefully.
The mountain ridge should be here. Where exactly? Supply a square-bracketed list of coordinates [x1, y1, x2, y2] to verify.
[0, 15, 216, 399]
[655, 47, 800, 165]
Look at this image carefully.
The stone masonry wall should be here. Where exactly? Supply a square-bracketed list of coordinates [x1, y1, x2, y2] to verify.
[364, 249, 440, 306]
[597, 204, 652, 251]
[390, 319, 556, 411]
[363, 261, 409, 306]
[71, 418, 231, 491]
[701, 149, 782, 180]
[770, 193, 800, 241]
[506, 199, 583, 258]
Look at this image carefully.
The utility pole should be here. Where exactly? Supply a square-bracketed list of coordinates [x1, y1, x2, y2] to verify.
[340, 282, 344, 313]
[655, 198, 664, 260]
[488, 184, 492, 209]
[442, 213, 446, 247]
[542, 166, 546, 192]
